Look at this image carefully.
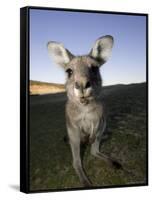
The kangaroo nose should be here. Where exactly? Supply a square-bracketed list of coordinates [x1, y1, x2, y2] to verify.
[75, 81, 91, 90]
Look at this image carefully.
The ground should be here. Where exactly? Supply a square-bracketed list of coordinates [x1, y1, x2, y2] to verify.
[29, 82, 147, 191]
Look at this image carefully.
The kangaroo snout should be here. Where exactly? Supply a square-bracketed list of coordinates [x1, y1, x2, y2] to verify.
[74, 79, 93, 103]
[75, 80, 91, 90]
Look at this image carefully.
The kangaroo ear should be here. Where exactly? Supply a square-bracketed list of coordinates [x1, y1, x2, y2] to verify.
[47, 41, 74, 67]
[90, 35, 114, 65]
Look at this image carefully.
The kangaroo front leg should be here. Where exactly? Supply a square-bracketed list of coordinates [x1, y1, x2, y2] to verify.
[90, 119, 110, 163]
[69, 138, 92, 187]
[91, 136, 122, 169]
[91, 137, 111, 163]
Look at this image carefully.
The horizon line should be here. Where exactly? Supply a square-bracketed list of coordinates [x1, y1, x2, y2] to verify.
[30, 79, 146, 86]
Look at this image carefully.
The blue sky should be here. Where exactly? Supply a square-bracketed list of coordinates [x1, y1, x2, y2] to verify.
[29, 9, 147, 86]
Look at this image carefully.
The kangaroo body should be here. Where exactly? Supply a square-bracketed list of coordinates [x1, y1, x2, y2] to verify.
[47, 35, 118, 186]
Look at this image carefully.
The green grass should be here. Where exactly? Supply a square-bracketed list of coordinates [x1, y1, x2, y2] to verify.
[29, 82, 147, 191]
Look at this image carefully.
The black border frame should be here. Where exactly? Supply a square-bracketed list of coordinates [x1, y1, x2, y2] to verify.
[20, 6, 148, 194]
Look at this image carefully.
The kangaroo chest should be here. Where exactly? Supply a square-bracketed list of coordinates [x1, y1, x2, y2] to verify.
[66, 101, 104, 142]
[77, 104, 102, 136]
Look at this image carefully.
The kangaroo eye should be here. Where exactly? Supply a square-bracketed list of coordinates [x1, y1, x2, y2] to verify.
[66, 68, 73, 78]
[91, 66, 99, 74]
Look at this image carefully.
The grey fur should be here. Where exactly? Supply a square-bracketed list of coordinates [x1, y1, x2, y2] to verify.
[48, 35, 114, 186]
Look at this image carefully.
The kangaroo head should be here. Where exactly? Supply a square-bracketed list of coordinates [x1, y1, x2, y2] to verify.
[47, 35, 114, 105]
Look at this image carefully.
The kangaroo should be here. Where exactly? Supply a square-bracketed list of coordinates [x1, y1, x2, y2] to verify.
[47, 35, 121, 187]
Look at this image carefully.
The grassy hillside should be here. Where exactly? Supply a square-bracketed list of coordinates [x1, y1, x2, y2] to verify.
[30, 80, 65, 95]
[29, 82, 147, 191]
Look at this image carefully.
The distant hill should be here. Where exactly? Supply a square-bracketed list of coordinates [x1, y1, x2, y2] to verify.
[30, 80, 65, 95]
[30, 80, 146, 96]
[102, 82, 146, 96]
